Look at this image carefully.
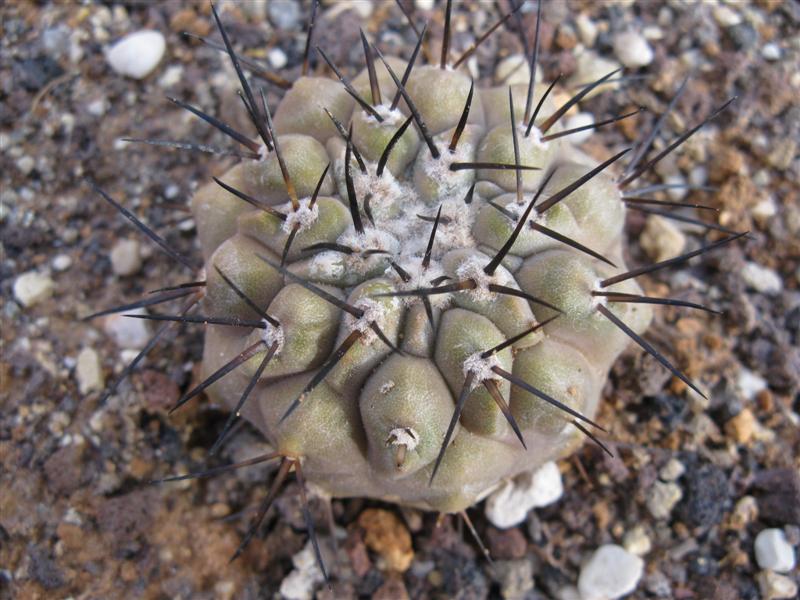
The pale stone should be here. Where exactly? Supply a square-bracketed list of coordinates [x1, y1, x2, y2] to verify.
[640, 215, 686, 262]
[103, 307, 151, 350]
[741, 262, 783, 294]
[110, 238, 142, 276]
[13, 271, 54, 307]
[563, 112, 595, 144]
[578, 544, 644, 600]
[755, 529, 796, 573]
[485, 462, 564, 529]
[737, 368, 767, 400]
[106, 30, 166, 79]
[646, 481, 683, 519]
[76, 347, 104, 395]
[757, 570, 798, 600]
[613, 30, 654, 68]
[623, 525, 652, 556]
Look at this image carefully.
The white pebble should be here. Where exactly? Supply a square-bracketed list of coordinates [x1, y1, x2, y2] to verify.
[157, 64, 183, 88]
[762, 43, 781, 61]
[16, 155, 35, 175]
[279, 542, 326, 600]
[752, 196, 778, 225]
[568, 52, 621, 100]
[575, 14, 598, 47]
[106, 30, 166, 79]
[563, 112, 595, 144]
[13, 271, 54, 307]
[713, 5, 742, 27]
[415, 0, 435, 10]
[267, 47, 287, 70]
[640, 215, 686, 262]
[659, 458, 686, 481]
[103, 307, 151, 350]
[613, 30, 654, 69]
[52, 254, 73, 272]
[741, 262, 783, 295]
[623, 525, 652, 556]
[737, 368, 767, 400]
[757, 570, 798, 600]
[485, 461, 563, 529]
[646, 481, 683, 519]
[755, 529, 796, 573]
[578, 544, 644, 600]
[76, 347, 104, 395]
[494, 53, 540, 86]
[664, 174, 688, 201]
[110, 238, 142, 276]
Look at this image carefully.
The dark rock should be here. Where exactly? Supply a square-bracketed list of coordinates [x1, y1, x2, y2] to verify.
[752, 468, 800, 525]
[679, 463, 729, 528]
[27, 545, 64, 590]
[43, 444, 87, 497]
[372, 573, 409, 600]
[726, 23, 758, 51]
[486, 526, 528, 560]
[434, 549, 489, 600]
[12, 56, 64, 92]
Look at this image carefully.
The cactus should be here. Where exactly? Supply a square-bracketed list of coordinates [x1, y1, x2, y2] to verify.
[90, 0, 744, 574]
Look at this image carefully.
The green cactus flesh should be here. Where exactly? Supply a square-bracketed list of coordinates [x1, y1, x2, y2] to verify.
[191, 57, 654, 515]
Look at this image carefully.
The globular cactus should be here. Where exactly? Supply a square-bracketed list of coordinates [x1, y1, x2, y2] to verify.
[91, 0, 743, 573]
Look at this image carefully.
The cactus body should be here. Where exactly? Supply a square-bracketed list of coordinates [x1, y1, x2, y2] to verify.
[192, 56, 653, 514]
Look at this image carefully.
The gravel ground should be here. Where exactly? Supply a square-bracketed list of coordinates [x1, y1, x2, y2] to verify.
[1, 1, 799, 599]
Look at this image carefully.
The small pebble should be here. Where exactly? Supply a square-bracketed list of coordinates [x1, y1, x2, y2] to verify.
[415, 0, 435, 10]
[494, 53, 539, 86]
[103, 308, 151, 350]
[613, 30, 654, 68]
[157, 64, 183, 88]
[623, 525, 652, 556]
[106, 30, 166, 79]
[13, 271, 54, 307]
[737, 368, 768, 400]
[575, 14, 598, 47]
[52, 254, 73, 272]
[713, 5, 742, 27]
[75, 347, 104, 395]
[279, 542, 326, 600]
[757, 570, 798, 600]
[490, 559, 534, 600]
[741, 262, 783, 295]
[485, 462, 563, 529]
[268, 0, 302, 29]
[578, 544, 644, 600]
[761, 43, 781, 61]
[752, 196, 778, 225]
[646, 480, 683, 519]
[568, 52, 621, 100]
[357, 508, 413, 572]
[659, 458, 685, 482]
[267, 47, 287, 70]
[563, 112, 594, 144]
[640, 215, 686, 262]
[725, 408, 756, 444]
[110, 239, 142, 276]
[664, 174, 688, 201]
[755, 529, 796, 573]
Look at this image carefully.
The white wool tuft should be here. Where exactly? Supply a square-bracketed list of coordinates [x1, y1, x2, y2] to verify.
[346, 298, 389, 345]
[261, 321, 285, 354]
[281, 197, 319, 233]
[386, 427, 419, 451]
[455, 255, 509, 303]
[463, 352, 502, 390]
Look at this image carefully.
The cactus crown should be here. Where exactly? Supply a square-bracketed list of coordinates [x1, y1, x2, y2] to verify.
[90, 0, 743, 576]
